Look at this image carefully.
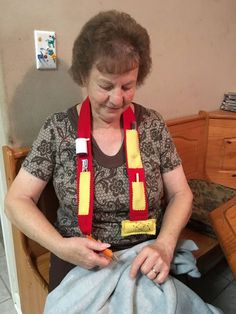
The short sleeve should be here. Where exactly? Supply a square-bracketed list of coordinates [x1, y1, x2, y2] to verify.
[22, 115, 56, 181]
[151, 110, 182, 173]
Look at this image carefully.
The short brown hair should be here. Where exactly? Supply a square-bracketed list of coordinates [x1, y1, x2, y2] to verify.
[70, 10, 152, 86]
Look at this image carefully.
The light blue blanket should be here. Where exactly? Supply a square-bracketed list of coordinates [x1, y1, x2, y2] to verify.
[44, 240, 223, 314]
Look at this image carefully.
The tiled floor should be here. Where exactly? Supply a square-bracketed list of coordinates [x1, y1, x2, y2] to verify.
[186, 260, 236, 313]
[0, 221, 235, 314]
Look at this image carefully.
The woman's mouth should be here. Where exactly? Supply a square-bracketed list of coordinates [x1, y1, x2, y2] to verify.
[105, 105, 122, 110]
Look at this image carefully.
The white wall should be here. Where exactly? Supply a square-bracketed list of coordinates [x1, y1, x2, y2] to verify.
[1, 0, 236, 146]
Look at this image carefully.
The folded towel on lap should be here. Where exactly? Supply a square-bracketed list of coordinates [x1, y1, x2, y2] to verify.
[44, 240, 222, 314]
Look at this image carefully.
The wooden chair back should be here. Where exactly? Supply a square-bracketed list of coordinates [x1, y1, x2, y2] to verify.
[2, 145, 58, 314]
[167, 112, 223, 271]
[167, 111, 209, 180]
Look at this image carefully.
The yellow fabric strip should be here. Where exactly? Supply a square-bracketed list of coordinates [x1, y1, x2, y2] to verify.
[126, 130, 143, 168]
[78, 171, 90, 215]
[132, 181, 146, 210]
[121, 219, 156, 237]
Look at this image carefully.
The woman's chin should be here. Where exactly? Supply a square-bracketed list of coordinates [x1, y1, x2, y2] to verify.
[104, 106, 123, 116]
[100, 111, 122, 124]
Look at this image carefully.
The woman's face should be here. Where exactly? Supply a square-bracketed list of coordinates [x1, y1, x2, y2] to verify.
[85, 65, 139, 125]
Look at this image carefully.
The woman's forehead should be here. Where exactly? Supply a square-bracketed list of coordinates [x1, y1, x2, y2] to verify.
[89, 65, 139, 83]
[95, 56, 139, 76]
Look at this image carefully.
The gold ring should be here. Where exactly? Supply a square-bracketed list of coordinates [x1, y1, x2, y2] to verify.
[151, 267, 158, 275]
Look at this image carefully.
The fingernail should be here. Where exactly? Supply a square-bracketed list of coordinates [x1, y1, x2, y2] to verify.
[103, 243, 111, 248]
[129, 274, 135, 280]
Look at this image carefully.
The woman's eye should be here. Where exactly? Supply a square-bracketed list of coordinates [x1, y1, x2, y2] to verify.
[99, 85, 113, 91]
[122, 86, 132, 91]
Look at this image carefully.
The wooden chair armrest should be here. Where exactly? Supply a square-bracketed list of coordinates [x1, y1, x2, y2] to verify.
[180, 227, 218, 260]
[209, 195, 236, 278]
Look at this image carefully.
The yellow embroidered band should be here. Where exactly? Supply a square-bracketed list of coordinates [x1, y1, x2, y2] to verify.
[78, 171, 91, 215]
[126, 130, 143, 168]
[121, 218, 156, 237]
[132, 181, 146, 210]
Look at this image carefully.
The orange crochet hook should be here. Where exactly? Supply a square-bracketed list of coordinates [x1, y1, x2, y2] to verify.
[87, 235, 117, 260]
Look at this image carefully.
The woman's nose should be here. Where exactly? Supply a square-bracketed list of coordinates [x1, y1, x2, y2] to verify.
[110, 88, 123, 106]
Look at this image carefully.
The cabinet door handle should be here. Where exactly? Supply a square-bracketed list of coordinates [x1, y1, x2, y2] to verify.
[232, 174, 236, 177]
[227, 140, 232, 144]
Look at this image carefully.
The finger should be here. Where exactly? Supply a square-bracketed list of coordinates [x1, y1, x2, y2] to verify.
[86, 238, 111, 252]
[153, 267, 169, 284]
[138, 246, 161, 275]
[129, 252, 147, 279]
[140, 255, 158, 275]
[146, 268, 159, 280]
[89, 250, 112, 268]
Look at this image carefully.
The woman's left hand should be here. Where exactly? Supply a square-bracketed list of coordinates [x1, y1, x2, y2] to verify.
[129, 240, 174, 284]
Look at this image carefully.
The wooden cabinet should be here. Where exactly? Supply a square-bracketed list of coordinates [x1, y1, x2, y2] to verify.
[206, 110, 236, 189]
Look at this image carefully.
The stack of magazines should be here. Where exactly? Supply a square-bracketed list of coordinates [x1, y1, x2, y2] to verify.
[220, 92, 236, 112]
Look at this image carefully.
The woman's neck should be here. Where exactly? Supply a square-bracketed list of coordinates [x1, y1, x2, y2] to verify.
[92, 116, 121, 131]
[76, 103, 122, 131]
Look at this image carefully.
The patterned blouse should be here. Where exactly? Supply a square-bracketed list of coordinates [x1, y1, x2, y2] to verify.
[22, 103, 181, 250]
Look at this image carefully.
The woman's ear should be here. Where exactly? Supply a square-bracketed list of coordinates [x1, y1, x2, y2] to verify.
[81, 74, 90, 88]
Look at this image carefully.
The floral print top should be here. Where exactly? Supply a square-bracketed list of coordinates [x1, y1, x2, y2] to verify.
[22, 103, 181, 250]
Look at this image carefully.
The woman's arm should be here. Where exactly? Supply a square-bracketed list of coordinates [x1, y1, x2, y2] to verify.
[5, 168, 111, 268]
[156, 164, 193, 254]
[130, 165, 193, 282]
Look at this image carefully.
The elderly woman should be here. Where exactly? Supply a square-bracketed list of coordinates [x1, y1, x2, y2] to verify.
[5, 10, 219, 314]
[5, 8, 191, 288]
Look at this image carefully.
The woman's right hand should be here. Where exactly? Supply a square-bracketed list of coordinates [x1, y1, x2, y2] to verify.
[55, 236, 112, 269]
